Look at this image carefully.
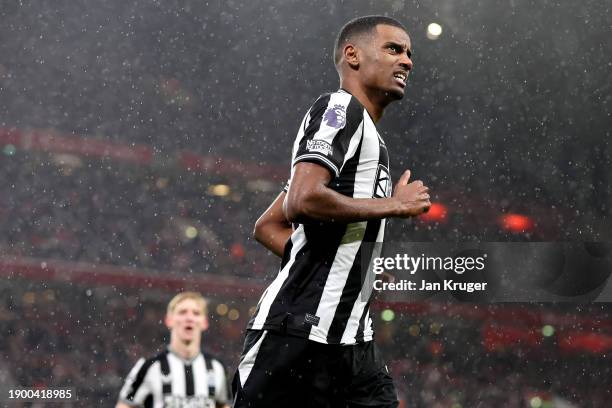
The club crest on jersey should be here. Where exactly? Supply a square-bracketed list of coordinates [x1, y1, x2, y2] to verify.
[306, 139, 333, 156]
[373, 164, 391, 198]
[323, 104, 347, 129]
[304, 313, 321, 326]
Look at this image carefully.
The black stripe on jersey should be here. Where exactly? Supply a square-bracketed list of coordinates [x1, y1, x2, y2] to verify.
[355, 299, 371, 342]
[184, 363, 195, 396]
[202, 352, 217, 397]
[280, 236, 294, 270]
[326, 219, 381, 343]
[302, 94, 329, 141]
[159, 351, 170, 374]
[159, 351, 172, 395]
[126, 358, 156, 401]
[144, 394, 153, 408]
[238, 331, 265, 362]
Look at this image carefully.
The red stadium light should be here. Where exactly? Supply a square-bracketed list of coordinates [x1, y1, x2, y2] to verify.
[419, 202, 448, 223]
[499, 213, 534, 233]
[231, 242, 246, 259]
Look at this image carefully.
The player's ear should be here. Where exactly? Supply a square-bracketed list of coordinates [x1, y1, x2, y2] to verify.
[202, 316, 209, 332]
[344, 44, 359, 68]
[164, 313, 173, 329]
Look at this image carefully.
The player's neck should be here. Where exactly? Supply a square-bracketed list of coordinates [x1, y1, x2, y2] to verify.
[340, 81, 386, 123]
[169, 338, 200, 361]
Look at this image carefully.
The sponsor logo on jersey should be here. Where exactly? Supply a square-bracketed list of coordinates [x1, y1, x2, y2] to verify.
[163, 395, 215, 408]
[306, 139, 333, 156]
[323, 104, 347, 129]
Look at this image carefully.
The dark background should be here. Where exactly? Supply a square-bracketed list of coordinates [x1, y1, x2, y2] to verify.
[1, 0, 611, 406]
[2, 0, 610, 240]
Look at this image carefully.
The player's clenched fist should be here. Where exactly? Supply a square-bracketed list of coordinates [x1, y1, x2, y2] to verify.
[392, 169, 431, 217]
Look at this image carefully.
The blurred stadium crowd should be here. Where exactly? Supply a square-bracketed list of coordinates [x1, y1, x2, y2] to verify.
[1, 0, 610, 242]
[0, 148, 280, 277]
[0, 141, 595, 277]
[1, 279, 611, 407]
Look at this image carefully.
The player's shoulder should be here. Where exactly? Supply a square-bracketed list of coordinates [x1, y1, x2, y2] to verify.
[311, 89, 360, 109]
[201, 350, 227, 371]
[308, 89, 365, 124]
[131, 349, 168, 373]
[145, 349, 170, 364]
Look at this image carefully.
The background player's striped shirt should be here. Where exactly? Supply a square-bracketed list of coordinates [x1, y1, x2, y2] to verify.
[248, 89, 392, 345]
[118, 348, 230, 408]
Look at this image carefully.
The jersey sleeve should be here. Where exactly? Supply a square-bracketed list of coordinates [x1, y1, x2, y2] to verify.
[211, 359, 231, 404]
[118, 358, 154, 407]
[292, 92, 364, 178]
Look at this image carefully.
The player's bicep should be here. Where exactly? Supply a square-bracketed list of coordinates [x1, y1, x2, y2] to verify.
[284, 162, 333, 221]
[288, 162, 332, 198]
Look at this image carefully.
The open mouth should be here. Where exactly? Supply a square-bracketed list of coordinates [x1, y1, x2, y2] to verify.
[393, 72, 407, 87]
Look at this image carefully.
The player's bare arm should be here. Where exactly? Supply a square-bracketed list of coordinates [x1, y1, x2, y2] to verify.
[284, 162, 430, 224]
[115, 402, 134, 408]
[253, 191, 292, 257]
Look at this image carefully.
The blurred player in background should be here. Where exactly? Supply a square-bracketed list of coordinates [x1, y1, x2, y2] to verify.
[117, 292, 230, 408]
[233, 15, 430, 407]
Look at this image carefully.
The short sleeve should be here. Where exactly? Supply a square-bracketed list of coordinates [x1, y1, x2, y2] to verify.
[292, 92, 364, 178]
[118, 358, 153, 406]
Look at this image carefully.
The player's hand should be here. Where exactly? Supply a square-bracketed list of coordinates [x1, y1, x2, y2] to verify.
[392, 169, 431, 217]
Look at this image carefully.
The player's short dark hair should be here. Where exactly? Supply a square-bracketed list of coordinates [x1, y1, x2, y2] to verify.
[334, 15, 407, 65]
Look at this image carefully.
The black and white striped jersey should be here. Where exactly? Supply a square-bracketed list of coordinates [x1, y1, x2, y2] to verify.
[248, 89, 392, 345]
[118, 348, 230, 408]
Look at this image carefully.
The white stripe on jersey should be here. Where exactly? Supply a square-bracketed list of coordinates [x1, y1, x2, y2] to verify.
[168, 351, 186, 397]
[309, 237, 363, 342]
[193, 354, 208, 397]
[339, 236, 382, 344]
